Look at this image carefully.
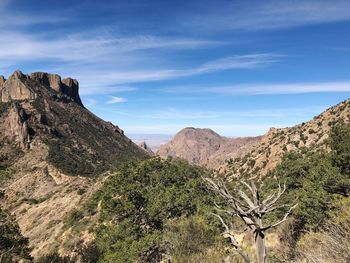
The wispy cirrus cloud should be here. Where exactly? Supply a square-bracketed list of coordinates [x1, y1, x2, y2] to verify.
[0, 30, 239, 93]
[107, 96, 127, 104]
[0, 32, 220, 63]
[183, 0, 350, 31]
[79, 85, 137, 96]
[95, 53, 279, 84]
[142, 106, 325, 121]
[162, 81, 350, 95]
[0, 0, 67, 28]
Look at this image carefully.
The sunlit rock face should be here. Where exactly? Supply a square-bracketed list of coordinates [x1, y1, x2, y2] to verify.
[0, 70, 83, 107]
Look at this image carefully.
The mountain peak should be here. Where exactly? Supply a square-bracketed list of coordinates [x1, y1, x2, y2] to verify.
[0, 70, 148, 176]
[0, 71, 83, 107]
[158, 127, 259, 165]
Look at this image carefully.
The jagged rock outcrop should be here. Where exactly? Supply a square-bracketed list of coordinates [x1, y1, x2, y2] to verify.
[0, 70, 83, 107]
[0, 70, 147, 174]
[61, 77, 83, 106]
[0, 75, 6, 86]
[30, 72, 63, 93]
[157, 127, 259, 167]
[4, 103, 32, 149]
[139, 141, 155, 155]
[1, 71, 37, 102]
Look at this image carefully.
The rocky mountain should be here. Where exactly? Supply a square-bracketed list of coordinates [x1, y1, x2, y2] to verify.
[224, 98, 350, 177]
[0, 70, 148, 258]
[138, 141, 155, 155]
[0, 70, 147, 175]
[157, 99, 350, 176]
[157, 127, 259, 167]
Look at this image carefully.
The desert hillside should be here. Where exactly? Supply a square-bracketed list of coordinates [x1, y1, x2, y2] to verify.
[0, 70, 148, 258]
[158, 100, 350, 177]
[224, 98, 350, 177]
[157, 127, 259, 167]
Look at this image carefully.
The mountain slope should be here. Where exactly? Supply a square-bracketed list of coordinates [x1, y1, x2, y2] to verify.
[0, 70, 148, 258]
[0, 70, 147, 176]
[157, 127, 259, 167]
[225, 98, 350, 177]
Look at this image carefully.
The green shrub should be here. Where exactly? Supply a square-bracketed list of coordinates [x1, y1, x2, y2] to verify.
[0, 208, 32, 262]
[90, 157, 219, 262]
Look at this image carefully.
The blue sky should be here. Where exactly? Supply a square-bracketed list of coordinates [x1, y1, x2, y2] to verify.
[1, 0, 350, 136]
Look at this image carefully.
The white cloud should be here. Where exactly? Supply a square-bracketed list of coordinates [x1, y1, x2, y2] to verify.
[107, 96, 127, 104]
[184, 0, 350, 31]
[79, 86, 137, 96]
[162, 81, 350, 95]
[0, 31, 240, 92]
[93, 53, 278, 84]
[0, 32, 220, 63]
[141, 107, 324, 121]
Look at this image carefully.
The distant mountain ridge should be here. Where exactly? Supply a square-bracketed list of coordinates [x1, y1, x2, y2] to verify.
[157, 99, 350, 177]
[157, 127, 259, 167]
[224, 98, 350, 177]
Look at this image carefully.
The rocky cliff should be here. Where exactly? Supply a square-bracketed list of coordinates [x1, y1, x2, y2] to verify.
[0, 70, 147, 174]
[0, 70, 148, 258]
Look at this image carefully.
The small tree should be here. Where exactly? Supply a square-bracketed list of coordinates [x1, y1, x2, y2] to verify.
[204, 178, 297, 263]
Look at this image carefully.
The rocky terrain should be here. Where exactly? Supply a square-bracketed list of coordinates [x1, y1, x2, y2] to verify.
[138, 141, 155, 155]
[157, 127, 259, 168]
[224, 98, 350, 177]
[158, 99, 350, 177]
[0, 70, 148, 258]
[1, 69, 349, 261]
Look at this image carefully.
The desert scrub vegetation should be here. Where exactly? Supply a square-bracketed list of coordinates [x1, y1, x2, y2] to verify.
[36, 123, 350, 262]
[295, 203, 350, 263]
[0, 166, 13, 185]
[263, 123, 350, 261]
[0, 208, 32, 262]
[72, 157, 279, 262]
[80, 157, 224, 262]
